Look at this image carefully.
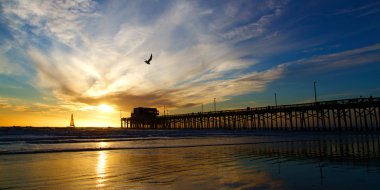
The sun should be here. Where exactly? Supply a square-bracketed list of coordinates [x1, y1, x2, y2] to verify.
[98, 104, 114, 112]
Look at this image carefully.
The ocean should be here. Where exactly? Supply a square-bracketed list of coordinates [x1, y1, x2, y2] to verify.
[1, 127, 380, 189]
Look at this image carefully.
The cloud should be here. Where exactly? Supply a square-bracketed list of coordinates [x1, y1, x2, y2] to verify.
[302, 44, 341, 53]
[70, 64, 285, 112]
[331, 1, 380, 17]
[219, 9, 282, 43]
[1, 0, 291, 112]
[27, 42, 281, 112]
[0, 40, 26, 76]
[289, 43, 380, 71]
[0, 104, 9, 109]
[13, 105, 28, 112]
[0, 40, 12, 54]
[1, 0, 98, 48]
[0, 56, 27, 76]
[2, 0, 378, 116]
[211, 0, 287, 43]
[0, 98, 11, 109]
[199, 9, 213, 16]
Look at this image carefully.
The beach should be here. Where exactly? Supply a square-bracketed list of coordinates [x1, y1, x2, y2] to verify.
[1, 128, 380, 189]
[1, 0, 380, 189]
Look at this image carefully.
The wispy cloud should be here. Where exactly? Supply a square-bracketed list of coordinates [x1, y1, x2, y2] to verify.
[211, 0, 287, 43]
[0, 104, 10, 109]
[13, 105, 29, 112]
[0, 56, 27, 76]
[331, 1, 380, 17]
[302, 44, 341, 53]
[0, 97, 10, 109]
[2, 0, 98, 48]
[289, 43, 380, 72]
[0, 40, 20, 75]
[0, 40, 12, 54]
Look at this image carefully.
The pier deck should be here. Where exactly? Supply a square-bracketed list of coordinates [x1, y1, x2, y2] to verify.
[121, 97, 380, 131]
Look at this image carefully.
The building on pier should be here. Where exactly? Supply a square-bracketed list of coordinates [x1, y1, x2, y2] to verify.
[121, 107, 159, 128]
[131, 107, 159, 119]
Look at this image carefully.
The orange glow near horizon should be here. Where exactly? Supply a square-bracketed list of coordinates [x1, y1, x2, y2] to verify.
[0, 110, 127, 127]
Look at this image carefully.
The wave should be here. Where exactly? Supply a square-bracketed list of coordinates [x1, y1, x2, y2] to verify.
[1, 136, 192, 144]
[0, 128, 265, 141]
[0, 139, 318, 155]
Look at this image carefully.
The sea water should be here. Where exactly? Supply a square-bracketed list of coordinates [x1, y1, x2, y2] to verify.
[0, 128, 380, 189]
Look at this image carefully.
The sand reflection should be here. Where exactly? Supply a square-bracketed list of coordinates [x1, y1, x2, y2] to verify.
[98, 141, 109, 148]
[96, 151, 107, 187]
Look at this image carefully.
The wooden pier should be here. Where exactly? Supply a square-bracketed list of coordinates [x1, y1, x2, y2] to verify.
[121, 97, 380, 131]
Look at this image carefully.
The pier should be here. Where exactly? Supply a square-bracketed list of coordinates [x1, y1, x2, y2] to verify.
[121, 97, 380, 131]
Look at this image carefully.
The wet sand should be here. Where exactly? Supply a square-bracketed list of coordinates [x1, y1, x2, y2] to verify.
[0, 130, 380, 189]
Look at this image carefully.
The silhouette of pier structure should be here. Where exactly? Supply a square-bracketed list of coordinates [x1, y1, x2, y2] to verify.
[121, 97, 380, 131]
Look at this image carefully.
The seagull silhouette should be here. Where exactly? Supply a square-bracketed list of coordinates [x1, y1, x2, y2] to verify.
[145, 54, 152, 64]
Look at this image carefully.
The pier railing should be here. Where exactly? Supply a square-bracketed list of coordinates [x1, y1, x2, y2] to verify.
[121, 97, 380, 131]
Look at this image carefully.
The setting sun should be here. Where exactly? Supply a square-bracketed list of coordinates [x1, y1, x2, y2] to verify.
[98, 104, 114, 113]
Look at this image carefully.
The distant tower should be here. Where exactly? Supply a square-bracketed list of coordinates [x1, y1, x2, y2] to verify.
[70, 113, 75, 127]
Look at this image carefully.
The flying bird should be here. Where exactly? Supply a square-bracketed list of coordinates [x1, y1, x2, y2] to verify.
[145, 54, 152, 64]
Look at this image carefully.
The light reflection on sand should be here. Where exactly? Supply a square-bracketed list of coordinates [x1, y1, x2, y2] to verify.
[98, 141, 109, 149]
[96, 151, 107, 187]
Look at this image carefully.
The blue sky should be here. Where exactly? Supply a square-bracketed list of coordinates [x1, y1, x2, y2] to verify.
[0, 0, 380, 126]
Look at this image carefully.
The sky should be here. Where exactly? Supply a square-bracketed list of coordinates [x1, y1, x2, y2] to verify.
[0, 0, 380, 127]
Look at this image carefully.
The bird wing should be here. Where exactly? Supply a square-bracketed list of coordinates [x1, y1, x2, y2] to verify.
[148, 54, 152, 62]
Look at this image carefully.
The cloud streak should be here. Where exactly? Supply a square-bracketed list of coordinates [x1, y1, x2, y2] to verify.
[287, 43, 380, 73]
[331, 1, 380, 17]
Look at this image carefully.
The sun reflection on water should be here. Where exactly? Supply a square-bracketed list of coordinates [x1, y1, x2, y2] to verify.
[96, 151, 107, 187]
